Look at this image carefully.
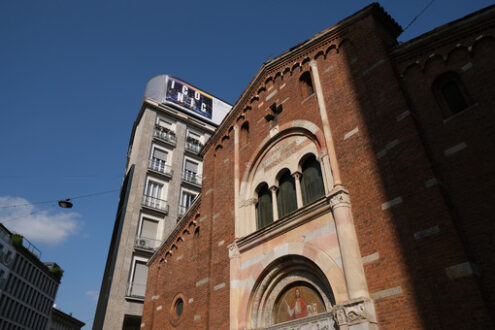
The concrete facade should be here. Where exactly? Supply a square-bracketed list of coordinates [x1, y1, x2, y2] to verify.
[93, 76, 228, 329]
[141, 3, 495, 330]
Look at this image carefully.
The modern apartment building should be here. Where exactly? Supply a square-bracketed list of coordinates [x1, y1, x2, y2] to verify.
[93, 75, 231, 329]
[0, 224, 61, 330]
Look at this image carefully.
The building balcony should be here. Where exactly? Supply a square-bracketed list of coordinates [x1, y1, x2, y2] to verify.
[126, 282, 146, 300]
[182, 171, 202, 186]
[154, 127, 177, 146]
[185, 141, 203, 154]
[148, 159, 173, 178]
[134, 235, 162, 252]
[142, 195, 169, 214]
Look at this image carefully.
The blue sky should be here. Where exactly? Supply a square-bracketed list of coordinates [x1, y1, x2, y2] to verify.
[0, 0, 492, 327]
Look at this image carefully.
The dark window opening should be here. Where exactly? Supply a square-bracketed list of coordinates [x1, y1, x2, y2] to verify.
[240, 122, 249, 147]
[433, 71, 472, 117]
[175, 298, 184, 317]
[277, 170, 298, 218]
[301, 156, 325, 205]
[299, 71, 314, 99]
[256, 183, 273, 229]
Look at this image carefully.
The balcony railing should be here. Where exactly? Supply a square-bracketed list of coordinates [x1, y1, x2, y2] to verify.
[142, 195, 169, 213]
[148, 158, 173, 177]
[126, 281, 146, 299]
[154, 127, 177, 145]
[134, 235, 162, 252]
[182, 171, 202, 186]
[185, 141, 203, 154]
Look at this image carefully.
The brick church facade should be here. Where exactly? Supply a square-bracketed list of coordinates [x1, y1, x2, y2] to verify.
[141, 3, 495, 329]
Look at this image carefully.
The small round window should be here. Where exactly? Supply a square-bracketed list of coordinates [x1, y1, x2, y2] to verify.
[175, 298, 184, 317]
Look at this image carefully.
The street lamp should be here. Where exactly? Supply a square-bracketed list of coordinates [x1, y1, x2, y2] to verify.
[58, 199, 73, 209]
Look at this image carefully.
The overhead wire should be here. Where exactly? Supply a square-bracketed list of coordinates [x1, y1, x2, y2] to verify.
[401, 0, 437, 35]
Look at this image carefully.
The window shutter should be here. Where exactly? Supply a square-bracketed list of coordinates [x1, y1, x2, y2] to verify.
[153, 149, 168, 161]
[141, 219, 158, 239]
[185, 160, 198, 173]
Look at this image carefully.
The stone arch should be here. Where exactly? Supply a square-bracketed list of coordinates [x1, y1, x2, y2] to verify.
[237, 121, 327, 237]
[401, 62, 421, 78]
[471, 35, 495, 58]
[446, 46, 470, 65]
[314, 50, 324, 60]
[325, 44, 337, 57]
[423, 54, 445, 73]
[247, 247, 346, 328]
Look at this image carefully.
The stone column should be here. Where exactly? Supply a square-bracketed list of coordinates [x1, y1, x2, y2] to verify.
[292, 172, 304, 208]
[234, 125, 240, 237]
[228, 242, 242, 330]
[329, 188, 377, 329]
[269, 186, 279, 221]
[310, 60, 342, 186]
[329, 188, 369, 299]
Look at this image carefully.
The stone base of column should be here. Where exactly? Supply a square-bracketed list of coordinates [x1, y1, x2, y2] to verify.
[332, 297, 378, 330]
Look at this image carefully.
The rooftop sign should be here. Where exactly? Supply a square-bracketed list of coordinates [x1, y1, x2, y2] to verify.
[162, 76, 231, 125]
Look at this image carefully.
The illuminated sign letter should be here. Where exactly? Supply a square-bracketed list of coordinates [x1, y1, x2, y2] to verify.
[182, 86, 188, 95]
[201, 103, 207, 112]
[195, 91, 200, 100]
[177, 93, 184, 102]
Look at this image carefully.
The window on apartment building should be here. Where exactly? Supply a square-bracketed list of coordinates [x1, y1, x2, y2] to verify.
[151, 148, 168, 172]
[140, 218, 158, 240]
[158, 118, 173, 131]
[433, 71, 472, 117]
[129, 260, 148, 298]
[299, 71, 314, 99]
[184, 160, 199, 182]
[276, 170, 297, 218]
[181, 191, 197, 209]
[146, 181, 163, 200]
[256, 183, 273, 229]
[301, 155, 325, 205]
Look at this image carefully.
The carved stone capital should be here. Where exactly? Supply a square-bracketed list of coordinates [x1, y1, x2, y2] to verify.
[332, 297, 377, 328]
[239, 198, 257, 208]
[269, 185, 278, 193]
[291, 171, 302, 180]
[228, 242, 240, 259]
[328, 188, 351, 210]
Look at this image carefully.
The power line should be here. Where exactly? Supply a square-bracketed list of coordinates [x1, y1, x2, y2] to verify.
[401, 0, 436, 35]
[0, 188, 121, 210]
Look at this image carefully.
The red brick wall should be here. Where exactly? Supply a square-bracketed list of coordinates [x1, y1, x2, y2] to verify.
[142, 5, 494, 329]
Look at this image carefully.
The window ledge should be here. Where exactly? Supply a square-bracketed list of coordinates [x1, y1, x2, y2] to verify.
[236, 196, 329, 254]
[125, 295, 145, 303]
[442, 102, 479, 124]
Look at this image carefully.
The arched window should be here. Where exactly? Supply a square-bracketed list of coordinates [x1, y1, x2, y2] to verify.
[256, 183, 273, 229]
[240, 122, 249, 147]
[299, 71, 314, 99]
[301, 155, 325, 205]
[276, 170, 297, 218]
[433, 72, 472, 117]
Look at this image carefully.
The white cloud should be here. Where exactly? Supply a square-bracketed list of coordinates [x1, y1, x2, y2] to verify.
[85, 290, 99, 301]
[0, 196, 80, 245]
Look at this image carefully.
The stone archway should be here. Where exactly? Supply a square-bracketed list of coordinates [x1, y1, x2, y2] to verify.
[248, 255, 337, 329]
